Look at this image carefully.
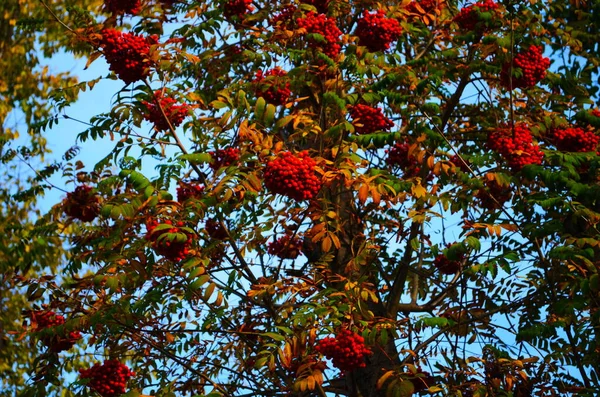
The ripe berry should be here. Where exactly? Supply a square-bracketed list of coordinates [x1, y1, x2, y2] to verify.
[145, 219, 193, 261]
[209, 147, 241, 171]
[454, 0, 500, 31]
[177, 181, 204, 202]
[63, 185, 100, 222]
[296, 11, 342, 58]
[591, 109, 600, 118]
[264, 151, 322, 201]
[550, 126, 599, 153]
[79, 360, 135, 397]
[433, 243, 465, 275]
[487, 123, 544, 170]
[315, 329, 372, 372]
[103, 0, 141, 15]
[253, 67, 292, 106]
[30, 310, 82, 353]
[354, 10, 402, 53]
[348, 104, 394, 134]
[100, 29, 158, 84]
[500, 45, 550, 90]
[223, 0, 254, 21]
[205, 218, 229, 240]
[267, 234, 303, 259]
[142, 91, 190, 132]
[386, 141, 425, 178]
[449, 154, 470, 173]
[476, 178, 512, 210]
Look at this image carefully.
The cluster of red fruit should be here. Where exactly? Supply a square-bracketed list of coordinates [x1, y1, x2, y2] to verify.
[32, 310, 82, 352]
[205, 218, 228, 240]
[270, 5, 297, 28]
[145, 219, 193, 261]
[142, 91, 190, 132]
[454, 0, 499, 31]
[302, 0, 330, 13]
[591, 109, 600, 118]
[433, 244, 465, 275]
[253, 67, 292, 106]
[267, 234, 303, 259]
[296, 11, 342, 58]
[449, 154, 470, 173]
[348, 104, 394, 134]
[209, 147, 241, 171]
[476, 178, 512, 210]
[264, 151, 322, 201]
[487, 123, 544, 170]
[354, 10, 403, 53]
[79, 360, 135, 397]
[386, 141, 422, 177]
[177, 181, 204, 202]
[315, 329, 372, 372]
[500, 45, 550, 90]
[63, 185, 100, 222]
[100, 29, 157, 84]
[103, 0, 140, 15]
[550, 126, 599, 153]
[223, 0, 254, 21]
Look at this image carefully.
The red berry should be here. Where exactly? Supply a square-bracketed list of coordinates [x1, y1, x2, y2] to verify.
[205, 218, 229, 240]
[103, 0, 141, 15]
[142, 91, 190, 132]
[296, 11, 342, 58]
[100, 29, 158, 84]
[488, 123, 544, 170]
[177, 181, 204, 202]
[223, 0, 254, 21]
[264, 151, 322, 201]
[253, 67, 292, 106]
[315, 329, 372, 372]
[386, 141, 429, 179]
[476, 177, 512, 210]
[267, 234, 303, 259]
[209, 147, 241, 171]
[500, 45, 550, 90]
[79, 360, 135, 397]
[349, 104, 394, 134]
[63, 185, 100, 222]
[30, 310, 82, 352]
[354, 10, 402, 53]
[145, 219, 193, 261]
[550, 126, 599, 153]
[433, 243, 464, 275]
[454, 0, 500, 31]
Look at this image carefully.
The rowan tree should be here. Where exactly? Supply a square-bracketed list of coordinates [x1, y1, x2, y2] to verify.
[7, 0, 600, 396]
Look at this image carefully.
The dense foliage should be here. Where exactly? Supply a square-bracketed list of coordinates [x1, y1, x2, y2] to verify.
[4, 0, 600, 396]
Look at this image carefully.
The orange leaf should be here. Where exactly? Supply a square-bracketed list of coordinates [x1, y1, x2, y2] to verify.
[358, 183, 369, 204]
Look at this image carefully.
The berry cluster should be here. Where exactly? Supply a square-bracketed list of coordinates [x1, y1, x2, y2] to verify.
[31, 310, 82, 353]
[449, 154, 470, 173]
[386, 142, 422, 178]
[487, 123, 544, 170]
[500, 45, 550, 90]
[142, 91, 190, 132]
[348, 104, 394, 134]
[264, 151, 322, 201]
[63, 185, 100, 222]
[591, 109, 600, 118]
[100, 29, 157, 84]
[296, 12, 342, 58]
[302, 0, 330, 13]
[145, 219, 193, 261]
[354, 10, 403, 53]
[210, 147, 241, 171]
[253, 67, 292, 106]
[454, 0, 499, 31]
[476, 178, 512, 210]
[270, 5, 297, 28]
[315, 329, 372, 372]
[177, 181, 204, 202]
[205, 218, 229, 240]
[223, 0, 254, 21]
[103, 0, 140, 15]
[551, 126, 599, 153]
[267, 234, 303, 259]
[79, 360, 135, 397]
[433, 244, 465, 275]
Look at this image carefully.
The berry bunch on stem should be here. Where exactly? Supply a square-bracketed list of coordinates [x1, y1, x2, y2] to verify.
[433, 243, 465, 275]
[205, 218, 229, 240]
[302, 0, 330, 13]
[386, 141, 423, 178]
[209, 147, 241, 171]
[264, 151, 322, 201]
[31, 310, 82, 353]
[253, 67, 292, 106]
[177, 181, 204, 202]
[103, 0, 141, 15]
[476, 177, 512, 210]
[63, 185, 100, 222]
[354, 10, 402, 53]
[348, 104, 394, 134]
[487, 123, 544, 170]
[550, 126, 599, 153]
[500, 45, 550, 90]
[315, 329, 372, 372]
[267, 234, 303, 259]
[142, 90, 190, 132]
[296, 11, 342, 58]
[223, 0, 254, 22]
[79, 360, 135, 397]
[454, 0, 500, 31]
[100, 29, 157, 84]
[145, 219, 193, 261]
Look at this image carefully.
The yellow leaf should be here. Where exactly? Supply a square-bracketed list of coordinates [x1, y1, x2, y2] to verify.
[377, 370, 396, 389]
[411, 184, 427, 198]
